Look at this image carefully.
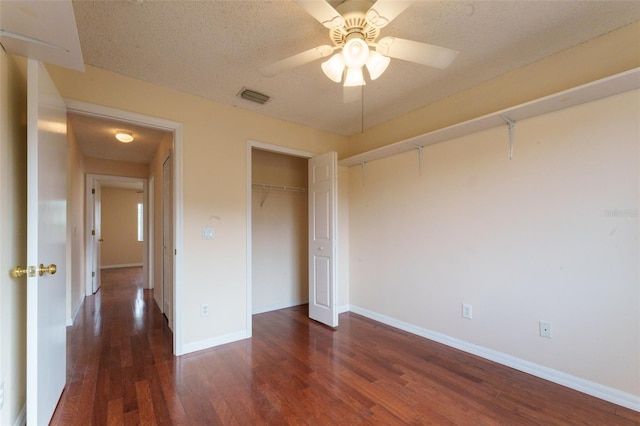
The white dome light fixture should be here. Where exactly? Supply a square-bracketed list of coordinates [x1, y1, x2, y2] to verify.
[344, 66, 365, 87]
[342, 36, 369, 68]
[365, 51, 390, 80]
[321, 53, 346, 83]
[115, 130, 134, 143]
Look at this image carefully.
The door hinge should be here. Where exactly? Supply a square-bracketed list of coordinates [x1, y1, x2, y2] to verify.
[92, 271, 95, 277]
[91, 229, 95, 236]
[92, 188, 95, 194]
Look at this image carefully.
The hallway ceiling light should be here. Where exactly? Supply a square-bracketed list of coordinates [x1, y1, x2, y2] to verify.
[115, 130, 134, 143]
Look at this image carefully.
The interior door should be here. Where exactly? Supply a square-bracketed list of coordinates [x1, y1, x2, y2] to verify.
[162, 155, 174, 329]
[26, 59, 67, 425]
[308, 151, 338, 327]
[93, 182, 102, 292]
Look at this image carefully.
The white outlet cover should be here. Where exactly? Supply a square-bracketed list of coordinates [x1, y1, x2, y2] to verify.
[539, 320, 552, 338]
[462, 303, 472, 319]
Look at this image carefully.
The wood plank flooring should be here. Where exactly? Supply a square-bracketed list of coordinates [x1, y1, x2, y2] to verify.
[51, 267, 639, 425]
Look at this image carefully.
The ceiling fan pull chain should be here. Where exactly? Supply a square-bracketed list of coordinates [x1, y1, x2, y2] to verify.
[361, 85, 365, 134]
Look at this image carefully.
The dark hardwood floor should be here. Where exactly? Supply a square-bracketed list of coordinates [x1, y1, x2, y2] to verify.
[51, 267, 639, 425]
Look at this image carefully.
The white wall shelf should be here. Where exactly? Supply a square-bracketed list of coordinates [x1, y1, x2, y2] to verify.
[339, 68, 640, 167]
[252, 183, 306, 193]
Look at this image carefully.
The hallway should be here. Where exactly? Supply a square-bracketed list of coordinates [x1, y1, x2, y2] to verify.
[51, 267, 173, 424]
[50, 268, 638, 424]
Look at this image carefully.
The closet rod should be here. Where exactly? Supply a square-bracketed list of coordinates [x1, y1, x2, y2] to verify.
[252, 183, 307, 193]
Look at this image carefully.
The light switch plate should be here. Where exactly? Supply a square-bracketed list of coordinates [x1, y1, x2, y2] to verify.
[202, 227, 215, 240]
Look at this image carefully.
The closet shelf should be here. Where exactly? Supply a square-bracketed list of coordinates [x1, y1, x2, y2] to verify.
[338, 67, 640, 167]
[252, 183, 307, 193]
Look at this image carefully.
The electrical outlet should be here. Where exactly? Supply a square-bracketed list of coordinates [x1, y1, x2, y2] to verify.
[201, 304, 209, 316]
[539, 320, 552, 338]
[462, 303, 472, 319]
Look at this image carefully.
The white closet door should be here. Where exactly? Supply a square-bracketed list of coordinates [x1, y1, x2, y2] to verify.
[308, 151, 338, 327]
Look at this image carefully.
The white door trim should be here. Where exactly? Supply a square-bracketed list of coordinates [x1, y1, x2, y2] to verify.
[67, 99, 185, 356]
[84, 174, 148, 293]
[245, 140, 316, 338]
[148, 176, 154, 290]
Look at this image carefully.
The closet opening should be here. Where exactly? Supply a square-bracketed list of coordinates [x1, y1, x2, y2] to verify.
[250, 148, 309, 316]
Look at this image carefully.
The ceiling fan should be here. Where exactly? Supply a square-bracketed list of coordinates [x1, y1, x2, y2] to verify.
[259, 0, 459, 100]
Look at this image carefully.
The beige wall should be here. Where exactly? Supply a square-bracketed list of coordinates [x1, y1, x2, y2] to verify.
[252, 149, 309, 314]
[66, 124, 86, 324]
[337, 165, 349, 310]
[85, 157, 149, 179]
[100, 187, 144, 267]
[348, 90, 639, 396]
[0, 50, 27, 426]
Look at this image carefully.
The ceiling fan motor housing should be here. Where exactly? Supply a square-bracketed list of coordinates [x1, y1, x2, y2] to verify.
[330, 0, 380, 47]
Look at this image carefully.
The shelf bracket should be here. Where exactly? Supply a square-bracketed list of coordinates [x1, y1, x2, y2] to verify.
[410, 144, 424, 176]
[361, 161, 367, 185]
[259, 187, 271, 208]
[501, 115, 516, 160]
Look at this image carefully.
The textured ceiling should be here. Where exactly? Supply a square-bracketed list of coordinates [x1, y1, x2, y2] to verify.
[71, 0, 640, 137]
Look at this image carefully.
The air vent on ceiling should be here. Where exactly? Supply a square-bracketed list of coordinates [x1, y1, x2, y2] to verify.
[238, 87, 270, 105]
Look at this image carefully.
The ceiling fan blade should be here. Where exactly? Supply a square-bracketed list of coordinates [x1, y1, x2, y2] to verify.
[259, 45, 334, 77]
[365, 1, 413, 28]
[376, 37, 459, 69]
[294, 0, 345, 29]
[343, 85, 361, 104]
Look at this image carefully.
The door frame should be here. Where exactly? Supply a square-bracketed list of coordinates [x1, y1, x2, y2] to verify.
[67, 99, 185, 355]
[161, 153, 174, 329]
[245, 140, 316, 338]
[84, 174, 148, 295]
[148, 176, 154, 294]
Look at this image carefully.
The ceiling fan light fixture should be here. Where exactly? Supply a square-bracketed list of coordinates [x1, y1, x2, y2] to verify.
[344, 66, 366, 87]
[115, 130, 134, 143]
[365, 51, 390, 80]
[342, 37, 369, 68]
[321, 53, 345, 83]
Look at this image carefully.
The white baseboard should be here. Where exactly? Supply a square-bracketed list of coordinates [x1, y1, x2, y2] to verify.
[13, 405, 26, 426]
[252, 300, 308, 315]
[67, 294, 86, 326]
[338, 304, 350, 314]
[181, 330, 248, 355]
[100, 263, 142, 270]
[348, 305, 640, 412]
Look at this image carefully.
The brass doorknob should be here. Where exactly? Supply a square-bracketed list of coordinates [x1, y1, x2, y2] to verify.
[11, 266, 27, 278]
[38, 263, 57, 276]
